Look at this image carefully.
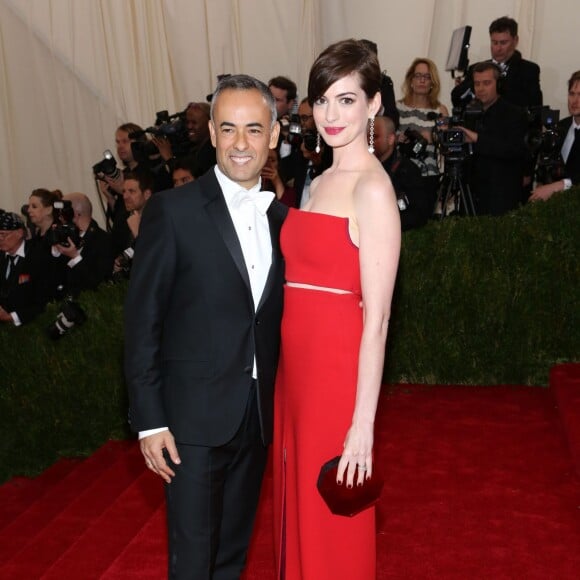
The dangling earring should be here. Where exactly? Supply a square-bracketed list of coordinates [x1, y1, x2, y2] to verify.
[368, 117, 375, 154]
[315, 132, 321, 154]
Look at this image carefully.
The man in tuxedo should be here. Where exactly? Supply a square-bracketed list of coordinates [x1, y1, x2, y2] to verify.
[124, 74, 285, 579]
[530, 70, 580, 201]
[0, 211, 50, 325]
[458, 62, 527, 216]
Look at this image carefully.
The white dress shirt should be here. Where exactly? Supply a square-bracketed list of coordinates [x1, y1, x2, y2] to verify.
[139, 167, 275, 439]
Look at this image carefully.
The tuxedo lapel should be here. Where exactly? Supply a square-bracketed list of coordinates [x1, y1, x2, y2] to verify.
[558, 117, 572, 152]
[256, 202, 286, 313]
[202, 173, 252, 292]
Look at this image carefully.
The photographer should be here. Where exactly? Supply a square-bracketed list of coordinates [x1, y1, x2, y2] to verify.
[452, 17, 542, 203]
[530, 71, 580, 202]
[51, 193, 114, 295]
[397, 58, 450, 205]
[97, 123, 143, 225]
[452, 17, 542, 110]
[268, 76, 299, 181]
[111, 171, 153, 278]
[151, 102, 216, 178]
[289, 98, 332, 208]
[457, 62, 527, 216]
[373, 115, 433, 230]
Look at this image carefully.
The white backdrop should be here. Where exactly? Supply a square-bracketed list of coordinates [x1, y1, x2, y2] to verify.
[0, 0, 577, 225]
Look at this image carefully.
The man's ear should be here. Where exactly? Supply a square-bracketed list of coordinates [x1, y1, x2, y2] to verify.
[144, 189, 152, 201]
[269, 120, 281, 149]
[209, 120, 217, 147]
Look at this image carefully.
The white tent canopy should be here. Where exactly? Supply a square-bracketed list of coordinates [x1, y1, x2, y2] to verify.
[0, 0, 576, 223]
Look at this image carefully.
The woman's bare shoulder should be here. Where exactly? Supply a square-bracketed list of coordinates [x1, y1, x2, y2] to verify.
[355, 162, 395, 202]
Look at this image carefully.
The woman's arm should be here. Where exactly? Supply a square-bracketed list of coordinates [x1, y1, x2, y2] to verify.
[338, 171, 401, 487]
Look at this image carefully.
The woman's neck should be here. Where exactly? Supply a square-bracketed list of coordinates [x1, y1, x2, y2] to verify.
[408, 94, 430, 109]
[38, 218, 53, 236]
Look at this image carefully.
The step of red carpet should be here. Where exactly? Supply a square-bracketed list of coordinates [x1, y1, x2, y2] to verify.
[0, 457, 80, 531]
[0, 442, 147, 578]
[100, 465, 277, 579]
[41, 466, 164, 580]
[0, 439, 132, 564]
[550, 363, 580, 478]
[99, 505, 167, 579]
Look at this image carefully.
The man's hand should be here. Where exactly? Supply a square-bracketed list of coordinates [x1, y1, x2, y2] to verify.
[0, 306, 12, 322]
[458, 126, 478, 143]
[126, 211, 141, 238]
[529, 181, 564, 202]
[151, 136, 173, 161]
[140, 430, 181, 483]
[98, 180, 117, 209]
[54, 238, 80, 259]
[103, 173, 124, 196]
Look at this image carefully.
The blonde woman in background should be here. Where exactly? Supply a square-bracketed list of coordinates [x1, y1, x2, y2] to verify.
[397, 58, 449, 211]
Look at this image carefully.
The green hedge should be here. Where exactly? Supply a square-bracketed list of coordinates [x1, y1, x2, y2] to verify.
[385, 189, 579, 386]
[1, 191, 578, 482]
[0, 283, 129, 482]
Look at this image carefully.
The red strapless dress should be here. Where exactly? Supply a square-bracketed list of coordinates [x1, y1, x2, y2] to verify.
[273, 208, 376, 579]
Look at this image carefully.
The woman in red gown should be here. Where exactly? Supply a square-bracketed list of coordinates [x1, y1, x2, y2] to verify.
[273, 39, 401, 579]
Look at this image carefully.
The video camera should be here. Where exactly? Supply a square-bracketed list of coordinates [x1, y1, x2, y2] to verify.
[44, 200, 82, 248]
[525, 106, 564, 184]
[432, 100, 483, 165]
[129, 110, 191, 167]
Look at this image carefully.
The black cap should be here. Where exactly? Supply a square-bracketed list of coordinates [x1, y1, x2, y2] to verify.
[0, 211, 25, 231]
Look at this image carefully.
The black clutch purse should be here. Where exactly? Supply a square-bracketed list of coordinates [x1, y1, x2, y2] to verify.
[316, 456, 384, 517]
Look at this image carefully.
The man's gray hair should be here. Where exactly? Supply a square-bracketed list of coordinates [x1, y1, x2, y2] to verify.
[210, 74, 278, 131]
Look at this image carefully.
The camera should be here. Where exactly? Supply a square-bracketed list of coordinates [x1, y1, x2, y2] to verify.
[44, 200, 81, 248]
[286, 114, 302, 146]
[398, 128, 428, 160]
[129, 110, 191, 167]
[283, 118, 319, 153]
[525, 106, 564, 184]
[92, 149, 122, 182]
[433, 100, 483, 166]
[112, 247, 134, 281]
[47, 297, 87, 340]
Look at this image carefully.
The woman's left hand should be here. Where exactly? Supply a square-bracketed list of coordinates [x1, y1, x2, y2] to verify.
[337, 422, 374, 488]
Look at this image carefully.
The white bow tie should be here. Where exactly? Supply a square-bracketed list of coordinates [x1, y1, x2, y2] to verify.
[230, 190, 275, 215]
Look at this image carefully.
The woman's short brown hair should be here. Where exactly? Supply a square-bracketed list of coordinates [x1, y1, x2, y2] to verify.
[308, 39, 381, 106]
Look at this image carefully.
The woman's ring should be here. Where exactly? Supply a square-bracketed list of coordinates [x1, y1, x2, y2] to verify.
[358, 464, 367, 471]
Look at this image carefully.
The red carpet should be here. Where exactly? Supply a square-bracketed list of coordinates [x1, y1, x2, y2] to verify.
[2, 366, 579, 579]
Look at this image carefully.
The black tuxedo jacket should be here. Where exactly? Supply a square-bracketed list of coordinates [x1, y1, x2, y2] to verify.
[124, 169, 287, 447]
[452, 51, 542, 109]
[557, 116, 580, 185]
[0, 240, 52, 324]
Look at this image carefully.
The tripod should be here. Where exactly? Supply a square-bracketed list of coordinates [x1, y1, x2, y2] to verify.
[437, 160, 476, 218]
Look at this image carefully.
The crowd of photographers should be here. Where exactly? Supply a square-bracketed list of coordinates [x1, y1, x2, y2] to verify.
[1, 16, 578, 332]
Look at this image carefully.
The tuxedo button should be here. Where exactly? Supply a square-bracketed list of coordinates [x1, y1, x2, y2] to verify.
[255, 319, 261, 325]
